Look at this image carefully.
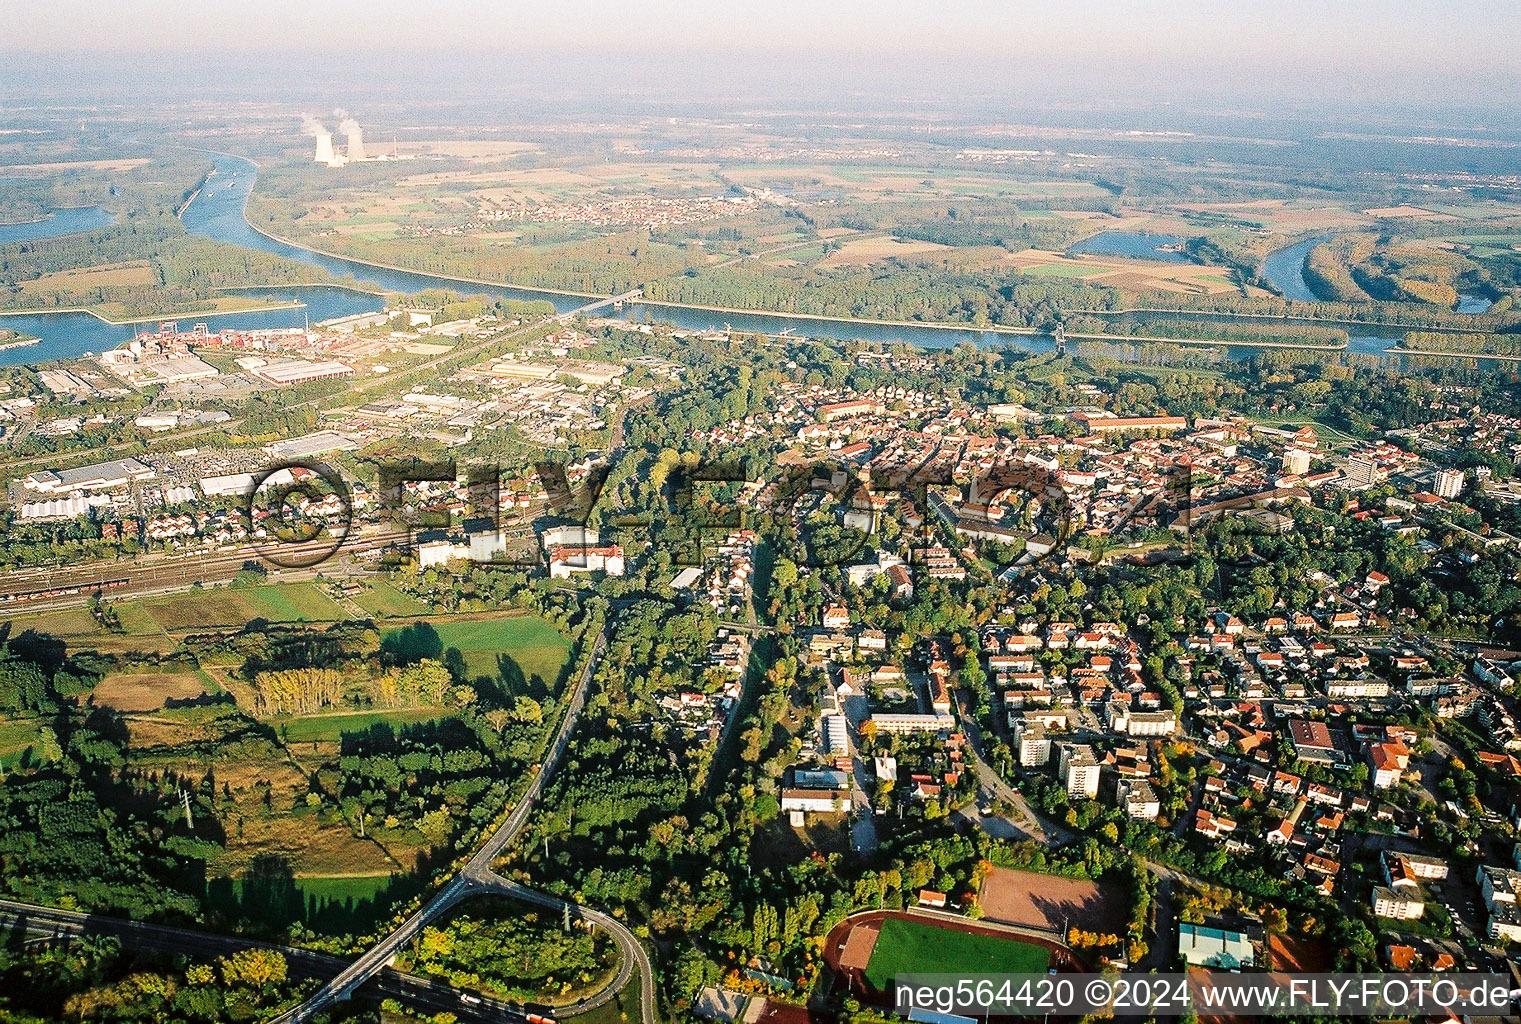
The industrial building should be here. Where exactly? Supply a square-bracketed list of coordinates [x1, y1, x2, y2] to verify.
[100, 332, 219, 385]
[305, 113, 407, 167]
[240, 356, 354, 386]
[199, 473, 260, 498]
[23, 458, 155, 495]
[17, 495, 107, 520]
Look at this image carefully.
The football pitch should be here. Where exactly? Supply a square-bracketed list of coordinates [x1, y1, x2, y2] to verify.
[864, 917, 1049, 988]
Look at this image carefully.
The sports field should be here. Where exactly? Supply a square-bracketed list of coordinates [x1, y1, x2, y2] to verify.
[863, 917, 1048, 988]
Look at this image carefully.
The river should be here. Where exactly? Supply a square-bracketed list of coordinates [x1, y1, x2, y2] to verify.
[0, 154, 1500, 369]
[1259, 234, 1331, 303]
[0, 205, 114, 244]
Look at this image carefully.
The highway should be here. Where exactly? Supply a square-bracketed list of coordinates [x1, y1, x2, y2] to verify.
[474, 876, 656, 1023]
[277, 623, 657, 1024]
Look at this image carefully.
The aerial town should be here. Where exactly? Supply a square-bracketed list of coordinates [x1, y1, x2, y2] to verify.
[4, 4, 1521, 1023]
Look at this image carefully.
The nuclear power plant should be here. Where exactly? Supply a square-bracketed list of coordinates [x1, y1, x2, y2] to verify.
[338, 114, 365, 162]
[313, 130, 338, 167]
[302, 111, 406, 168]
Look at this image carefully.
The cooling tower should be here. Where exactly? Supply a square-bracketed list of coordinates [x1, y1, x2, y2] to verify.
[346, 127, 365, 162]
[314, 132, 335, 165]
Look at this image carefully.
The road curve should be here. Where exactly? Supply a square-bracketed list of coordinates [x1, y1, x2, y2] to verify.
[276, 625, 624, 1023]
[955, 693, 1078, 847]
[477, 873, 658, 1024]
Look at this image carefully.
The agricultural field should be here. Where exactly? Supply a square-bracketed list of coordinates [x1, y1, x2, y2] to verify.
[1169, 199, 1375, 234]
[1443, 234, 1521, 259]
[820, 236, 949, 267]
[721, 163, 1107, 203]
[1001, 248, 1241, 296]
[89, 661, 219, 711]
[863, 916, 1049, 988]
[139, 582, 349, 631]
[14, 260, 156, 294]
[0, 604, 175, 655]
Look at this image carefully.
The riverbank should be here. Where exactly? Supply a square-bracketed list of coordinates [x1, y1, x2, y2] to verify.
[1070, 329, 1345, 352]
[632, 296, 1034, 334]
[1388, 346, 1521, 363]
[241, 218, 607, 301]
[228, 174, 1367, 348]
[0, 298, 305, 327]
[1067, 305, 1501, 334]
[240, 230, 1349, 350]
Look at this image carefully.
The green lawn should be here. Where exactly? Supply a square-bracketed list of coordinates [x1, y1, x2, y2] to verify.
[864, 917, 1048, 988]
[292, 873, 395, 903]
[276, 708, 455, 744]
[392, 614, 572, 684]
[238, 583, 351, 622]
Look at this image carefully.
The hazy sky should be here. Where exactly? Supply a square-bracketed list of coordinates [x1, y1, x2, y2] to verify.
[5, 1, 1519, 115]
[4, 0, 1513, 63]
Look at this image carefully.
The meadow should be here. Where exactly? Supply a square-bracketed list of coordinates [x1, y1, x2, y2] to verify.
[139, 582, 349, 630]
[387, 613, 573, 684]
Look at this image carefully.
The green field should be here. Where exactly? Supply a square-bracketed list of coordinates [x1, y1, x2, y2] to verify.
[142, 583, 349, 630]
[350, 578, 431, 618]
[293, 873, 395, 903]
[864, 917, 1049, 988]
[276, 708, 456, 744]
[389, 614, 573, 684]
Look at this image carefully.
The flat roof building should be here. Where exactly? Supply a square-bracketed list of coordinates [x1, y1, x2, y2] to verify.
[23, 457, 155, 494]
[1179, 924, 1255, 969]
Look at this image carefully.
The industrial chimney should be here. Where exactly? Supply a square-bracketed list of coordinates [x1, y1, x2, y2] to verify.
[346, 126, 365, 162]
